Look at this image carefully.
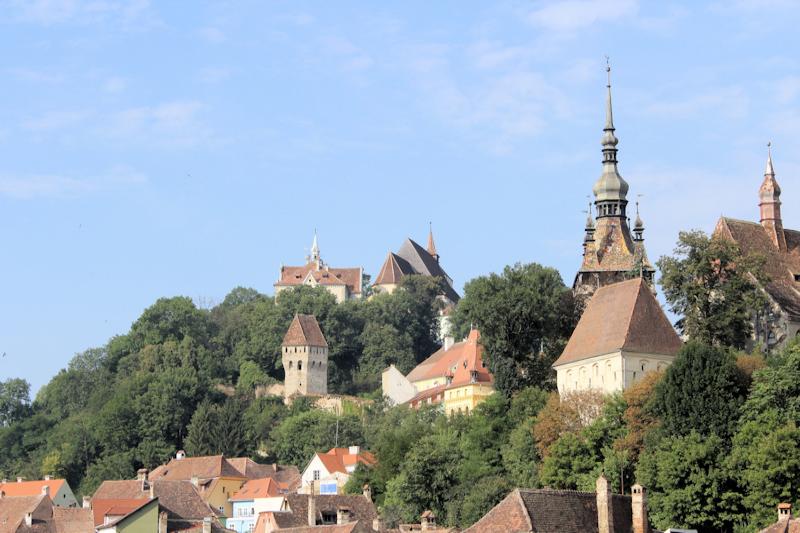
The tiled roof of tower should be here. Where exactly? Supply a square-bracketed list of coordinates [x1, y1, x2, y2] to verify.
[276, 264, 362, 296]
[0, 480, 66, 499]
[716, 217, 800, 320]
[373, 253, 415, 286]
[554, 278, 682, 367]
[149, 456, 243, 481]
[462, 488, 644, 533]
[282, 315, 328, 347]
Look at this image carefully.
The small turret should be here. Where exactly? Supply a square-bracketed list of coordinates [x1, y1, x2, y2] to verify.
[759, 142, 786, 251]
[633, 201, 644, 242]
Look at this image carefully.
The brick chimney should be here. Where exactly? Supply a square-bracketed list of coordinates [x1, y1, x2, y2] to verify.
[337, 507, 352, 524]
[779, 503, 792, 522]
[41, 485, 49, 497]
[308, 483, 316, 526]
[202, 516, 212, 533]
[25, 512, 33, 527]
[363, 484, 372, 502]
[596, 474, 614, 533]
[158, 511, 168, 533]
[137, 469, 149, 482]
[149, 483, 155, 499]
[82, 496, 91, 509]
[632, 483, 647, 533]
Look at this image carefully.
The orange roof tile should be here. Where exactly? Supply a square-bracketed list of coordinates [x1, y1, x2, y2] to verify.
[282, 315, 328, 347]
[0, 479, 65, 499]
[406, 329, 492, 386]
[90, 498, 150, 526]
[276, 263, 362, 295]
[230, 478, 286, 501]
[374, 252, 414, 286]
[554, 278, 682, 367]
[312, 449, 377, 476]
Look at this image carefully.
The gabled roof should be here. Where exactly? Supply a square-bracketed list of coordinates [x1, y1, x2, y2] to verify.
[283, 494, 377, 527]
[225, 459, 300, 490]
[396, 239, 460, 303]
[51, 508, 93, 533]
[149, 455, 245, 481]
[276, 264, 362, 295]
[463, 488, 641, 533]
[406, 329, 492, 386]
[554, 278, 682, 367]
[93, 480, 215, 523]
[0, 480, 66, 499]
[282, 314, 328, 347]
[716, 217, 800, 320]
[230, 478, 286, 501]
[310, 449, 377, 477]
[374, 252, 415, 286]
[90, 498, 150, 527]
[0, 495, 52, 533]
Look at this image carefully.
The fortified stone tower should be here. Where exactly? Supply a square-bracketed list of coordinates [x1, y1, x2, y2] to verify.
[281, 314, 328, 397]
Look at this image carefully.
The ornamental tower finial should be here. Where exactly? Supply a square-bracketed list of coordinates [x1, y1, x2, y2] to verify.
[760, 141, 785, 250]
[592, 58, 629, 216]
[309, 230, 321, 264]
[427, 222, 439, 262]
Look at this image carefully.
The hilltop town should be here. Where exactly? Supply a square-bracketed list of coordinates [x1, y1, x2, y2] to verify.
[2, 68, 800, 533]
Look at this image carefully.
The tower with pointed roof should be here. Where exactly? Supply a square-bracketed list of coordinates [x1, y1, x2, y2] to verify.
[715, 144, 800, 350]
[281, 314, 329, 397]
[573, 64, 655, 300]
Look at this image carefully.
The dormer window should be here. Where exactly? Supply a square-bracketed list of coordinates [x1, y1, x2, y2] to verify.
[794, 273, 800, 282]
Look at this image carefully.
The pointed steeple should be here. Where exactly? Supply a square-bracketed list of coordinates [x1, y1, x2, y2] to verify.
[309, 230, 321, 265]
[427, 222, 439, 262]
[592, 59, 629, 213]
[633, 201, 644, 241]
[759, 142, 786, 251]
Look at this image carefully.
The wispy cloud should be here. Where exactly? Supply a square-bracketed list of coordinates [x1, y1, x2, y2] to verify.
[104, 100, 210, 148]
[0, 165, 146, 199]
[22, 110, 89, 132]
[527, 0, 638, 32]
[5, 0, 160, 29]
[643, 86, 749, 119]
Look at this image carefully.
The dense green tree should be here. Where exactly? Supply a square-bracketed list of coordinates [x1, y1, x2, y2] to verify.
[450, 263, 577, 395]
[184, 400, 219, 457]
[36, 348, 109, 419]
[0, 378, 31, 426]
[268, 410, 365, 467]
[657, 230, 767, 349]
[501, 419, 539, 488]
[383, 430, 461, 524]
[129, 296, 216, 350]
[539, 432, 596, 490]
[79, 451, 137, 497]
[651, 342, 746, 439]
[243, 396, 288, 453]
[357, 322, 415, 389]
[450, 475, 511, 528]
[637, 432, 743, 532]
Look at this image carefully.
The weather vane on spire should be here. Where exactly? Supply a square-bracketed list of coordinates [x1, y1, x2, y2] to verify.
[605, 55, 611, 87]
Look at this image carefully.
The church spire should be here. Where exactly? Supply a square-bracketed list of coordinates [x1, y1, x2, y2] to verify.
[592, 59, 629, 217]
[427, 222, 439, 262]
[309, 230, 321, 266]
[760, 142, 786, 251]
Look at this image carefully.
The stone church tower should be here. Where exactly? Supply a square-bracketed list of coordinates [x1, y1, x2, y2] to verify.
[281, 314, 328, 397]
[573, 65, 655, 300]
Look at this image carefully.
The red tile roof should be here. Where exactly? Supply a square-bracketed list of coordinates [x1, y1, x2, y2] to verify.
[0, 495, 52, 533]
[276, 263, 362, 295]
[313, 449, 377, 476]
[374, 252, 415, 286]
[0, 480, 66, 499]
[406, 329, 491, 386]
[51, 508, 93, 533]
[149, 456, 244, 482]
[230, 478, 286, 501]
[554, 278, 682, 367]
[282, 315, 328, 347]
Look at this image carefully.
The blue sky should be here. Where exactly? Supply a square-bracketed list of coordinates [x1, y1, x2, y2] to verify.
[2, 0, 799, 393]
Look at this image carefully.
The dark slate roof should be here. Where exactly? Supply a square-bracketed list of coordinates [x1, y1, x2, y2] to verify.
[463, 488, 654, 533]
[396, 239, 460, 303]
[374, 253, 416, 286]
